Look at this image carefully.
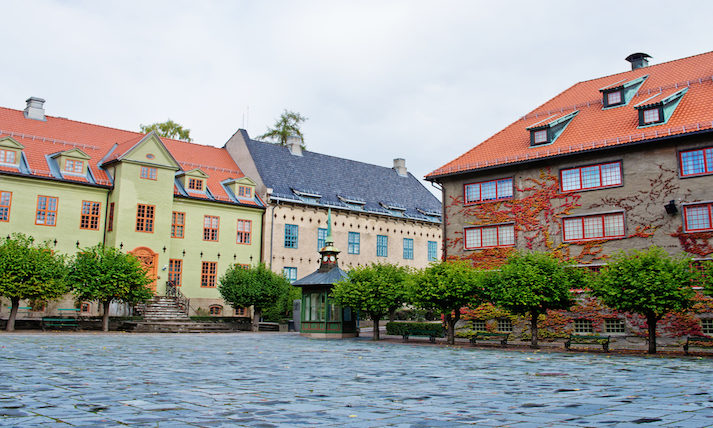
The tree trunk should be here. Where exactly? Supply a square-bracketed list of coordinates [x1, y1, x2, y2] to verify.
[102, 300, 111, 332]
[252, 308, 261, 332]
[446, 311, 460, 345]
[530, 312, 540, 349]
[646, 313, 658, 354]
[388, 308, 396, 323]
[6, 298, 20, 331]
[372, 316, 380, 341]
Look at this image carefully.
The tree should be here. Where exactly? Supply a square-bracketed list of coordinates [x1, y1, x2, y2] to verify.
[68, 245, 153, 332]
[219, 263, 290, 331]
[410, 261, 486, 344]
[0, 234, 68, 331]
[590, 247, 698, 354]
[486, 252, 578, 348]
[258, 110, 308, 147]
[332, 263, 411, 340]
[140, 119, 192, 142]
[262, 284, 301, 323]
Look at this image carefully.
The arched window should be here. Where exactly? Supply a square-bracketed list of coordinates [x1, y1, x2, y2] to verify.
[209, 305, 223, 316]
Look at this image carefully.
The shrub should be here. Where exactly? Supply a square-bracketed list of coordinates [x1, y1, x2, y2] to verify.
[386, 321, 445, 338]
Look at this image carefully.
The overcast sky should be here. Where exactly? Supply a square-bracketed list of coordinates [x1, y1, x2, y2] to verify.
[3, 1, 712, 198]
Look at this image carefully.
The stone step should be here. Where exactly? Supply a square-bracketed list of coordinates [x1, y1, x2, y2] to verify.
[126, 321, 236, 333]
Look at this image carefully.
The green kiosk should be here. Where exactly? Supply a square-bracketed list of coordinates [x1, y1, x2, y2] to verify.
[293, 210, 357, 338]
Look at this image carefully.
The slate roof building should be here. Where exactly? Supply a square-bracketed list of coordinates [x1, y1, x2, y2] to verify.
[0, 98, 264, 318]
[426, 51, 713, 272]
[225, 129, 442, 281]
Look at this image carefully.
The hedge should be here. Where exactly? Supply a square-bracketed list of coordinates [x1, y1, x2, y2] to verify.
[386, 322, 445, 337]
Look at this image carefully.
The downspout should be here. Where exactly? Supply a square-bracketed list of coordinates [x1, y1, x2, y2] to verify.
[437, 181, 446, 261]
[269, 201, 278, 269]
[101, 188, 111, 247]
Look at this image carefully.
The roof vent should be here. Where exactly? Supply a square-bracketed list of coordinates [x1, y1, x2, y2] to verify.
[24, 97, 46, 121]
[286, 135, 303, 156]
[625, 53, 651, 70]
[393, 158, 407, 177]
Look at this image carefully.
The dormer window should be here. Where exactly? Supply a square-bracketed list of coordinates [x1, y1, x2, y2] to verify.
[605, 90, 623, 107]
[642, 107, 661, 124]
[600, 75, 647, 109]
[188, 178, 204, 191]
[0, 149, 16, 164]
[238, 185, 252, 198]
[635, 87, 687, 127]
[526, 111, 578, 147]
[65, 159, 83, 174]
[533, 129, 549, 145]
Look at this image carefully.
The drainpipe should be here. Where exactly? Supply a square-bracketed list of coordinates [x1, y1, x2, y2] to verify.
[269, 201, 278, 269]
[102, 190, 110, 248]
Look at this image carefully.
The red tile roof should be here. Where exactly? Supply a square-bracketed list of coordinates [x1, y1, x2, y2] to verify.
[0, 107, 261, 207]
[427, 51, 713, 179]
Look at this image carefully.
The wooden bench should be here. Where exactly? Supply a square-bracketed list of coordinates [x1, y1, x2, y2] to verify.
[469, 331, 509, 346]
[565, 334, 610, 352]
[402, 329, 445, 343]
[41, 317, 79, 331]
[683, 336, 713, 355]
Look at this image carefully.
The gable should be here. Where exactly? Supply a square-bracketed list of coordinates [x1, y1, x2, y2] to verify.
[121, 133, 181, 170]
[0, 136, 24, 150]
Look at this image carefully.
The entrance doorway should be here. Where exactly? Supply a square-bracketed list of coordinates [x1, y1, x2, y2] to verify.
[131, 247, 158, 293]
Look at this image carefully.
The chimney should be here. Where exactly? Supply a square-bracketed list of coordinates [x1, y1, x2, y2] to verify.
[24, 97, 46, 121]
[286, 135, 303, 156]
[625, 53, 651, 70]
[393, 158, 407, 177]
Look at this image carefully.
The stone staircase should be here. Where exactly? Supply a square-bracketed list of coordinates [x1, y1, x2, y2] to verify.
[127, 296, 236, 333]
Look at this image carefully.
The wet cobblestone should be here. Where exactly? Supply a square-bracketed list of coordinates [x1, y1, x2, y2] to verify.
[0, 333, 712, 427]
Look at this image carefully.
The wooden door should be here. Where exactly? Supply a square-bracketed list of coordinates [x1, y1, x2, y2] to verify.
[131, 247, 158, 293]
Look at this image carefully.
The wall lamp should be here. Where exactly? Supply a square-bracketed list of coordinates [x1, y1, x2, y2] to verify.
[664, 200, 678, 215]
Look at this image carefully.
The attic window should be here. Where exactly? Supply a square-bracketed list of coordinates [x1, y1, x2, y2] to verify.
[0, 149, 16, 164]
[65, 159, 83, 173]
[605, 90, 623, 107]
[526, 111, 578, 147]
[533, 130, 548, 144]
[600, 75, 647, 109]
[642, 107, 661, 124]
[188, 178, 204, 191]
[238, 186, 252, 198]
[634, 87, 687, 127]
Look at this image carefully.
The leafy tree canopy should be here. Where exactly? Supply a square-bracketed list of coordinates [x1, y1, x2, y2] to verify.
[140, 119, 192, 142]
[258, 110, 307, 147]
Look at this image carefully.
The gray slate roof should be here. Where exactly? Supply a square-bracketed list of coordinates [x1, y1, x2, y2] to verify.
[244, 135, 442, 222]
[292, 265, 348, 286]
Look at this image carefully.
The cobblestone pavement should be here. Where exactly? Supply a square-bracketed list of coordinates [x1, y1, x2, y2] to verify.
[1, 333, 712, 427]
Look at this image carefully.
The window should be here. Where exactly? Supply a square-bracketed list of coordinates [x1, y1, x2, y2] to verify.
[317, 228, 327, 249]
[203, 215, 219, 241]
[684, 203, 713, 232]
[238, 186, 252, 198]
[140, 166, 157, 180]
[304, 292, 326, 322]
[171, 211, 185, 238]
[284, 224, 298, 248]
[80, 302, 90, 313]
[107, 202, 114, 232]
[533, 129, 548, 144]
[169, 259, 182, 286]
[563, 212, 625, 242]
[135, 204, 155, 232]
[702, 319, 713, 335]
[605, 318, 625, 334]
[642, 107, 661, 124]
[464, 178, 513, 204]
[348, 232, 360, 254]
[680, 147, 713, 177]
[376, 235, 388, 257]
[188, 178, 203, 191]
[64, 159, 83, 173]
[237, 264, 250, 270]
[80, 201, 101, 230]
[403, 238, 414, 259]
[0, 191, 11, 222]
[0, 149, 16, 164]
[606, 90, 622, 106]
[35, 196, 58, 226]
[473, 320, 486, 332]
[464, 224, 515, 249]
[235, 307, 247, 316]
[237, 219, 251, 244]
[209, 305, 223, 315]
[201, 262, 217, 287]
[561, 162, 622, 192]
[427, 241, 438, 262]
[497, 319, 512, 333]
[283, 267, 297, 282]
[574, 319, 593, 334]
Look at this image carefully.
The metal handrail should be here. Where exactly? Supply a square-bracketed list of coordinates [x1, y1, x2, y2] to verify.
[165, 281, 190, 315]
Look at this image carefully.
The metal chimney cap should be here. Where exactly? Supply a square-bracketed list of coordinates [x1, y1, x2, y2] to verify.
[625, 53, 651, 63]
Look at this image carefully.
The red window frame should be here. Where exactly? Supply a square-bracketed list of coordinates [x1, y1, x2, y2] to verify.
[463, 178, 513, 205]
[201, 261, 217, 287]
[203, 215, 219, 241]
[188, 178, 204, 191]
[683, 203, 713, 232]
[0, 191, 11, 222]
[679, 147, 713, 177]
[168, 259, 182, 286]
[140, 166, 157, 180]
[209, 305, 223, 315]
[236, 219, 251, 244]
[0, 149, 16, 164]
[238, 186, 252, 198]
[35, 195, 58, 226]
[560, 161, 622, 192]
[107, 202, 114, 232]
[463, 224, 515, 249]
[562, 212, 625, 242]
[80, 200, 101, 230]
[136, 204, 155, 233]
[65, 159, 83, 173]
[171, 211, 185, 238]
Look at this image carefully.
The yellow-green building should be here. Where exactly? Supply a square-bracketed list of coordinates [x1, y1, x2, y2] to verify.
[0, 97, 264, 317]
